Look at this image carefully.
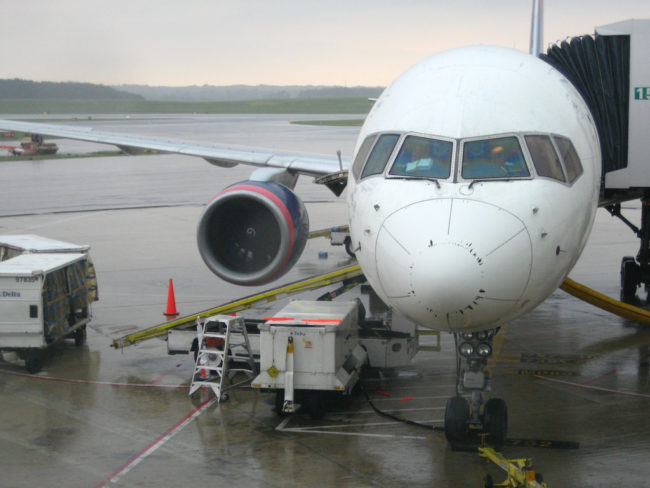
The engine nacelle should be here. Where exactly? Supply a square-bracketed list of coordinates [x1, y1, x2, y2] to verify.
[197, 180, 309, 285]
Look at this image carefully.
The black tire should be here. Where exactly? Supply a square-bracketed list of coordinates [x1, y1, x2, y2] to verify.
[483, 474, 494, 488]
[444, 396, 469, 443]
[621, 256, 634, 287]
[344, 236, 356, 258]
[73, 327, 85, 347]
[307, 391, 328, 420]
[621, 256, 639, 300]
[356, 298, 366, 322]
[25, 350, 43, 374]
[484, 398, 508, 450]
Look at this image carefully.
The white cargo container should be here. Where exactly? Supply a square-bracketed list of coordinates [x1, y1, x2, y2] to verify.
[0, 247, 97, 373]
[0, 234, 90, 261]
[252, 300, 367, 417]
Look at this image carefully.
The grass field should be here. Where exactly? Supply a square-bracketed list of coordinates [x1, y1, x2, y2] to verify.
[0, 150, 128, 162]
[0, 97, 374, 115]
[291, 119, 364, 126]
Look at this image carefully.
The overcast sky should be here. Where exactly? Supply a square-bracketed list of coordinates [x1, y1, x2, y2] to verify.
[1, 0, 648, 87]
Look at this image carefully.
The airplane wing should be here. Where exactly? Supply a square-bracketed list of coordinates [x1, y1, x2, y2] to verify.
[0, 118, 349, 177]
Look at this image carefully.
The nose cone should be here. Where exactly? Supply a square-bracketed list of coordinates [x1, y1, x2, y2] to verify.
[375, 199, 532, 331]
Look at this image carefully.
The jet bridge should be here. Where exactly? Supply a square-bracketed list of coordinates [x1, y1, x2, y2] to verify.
[541, 19, 650, 299]
[540, 19, 649, 199]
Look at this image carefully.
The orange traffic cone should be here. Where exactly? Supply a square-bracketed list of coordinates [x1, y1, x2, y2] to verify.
[164, 279, 179, 317]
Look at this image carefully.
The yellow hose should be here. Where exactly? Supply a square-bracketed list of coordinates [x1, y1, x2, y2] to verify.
[560, 277, 650, 325]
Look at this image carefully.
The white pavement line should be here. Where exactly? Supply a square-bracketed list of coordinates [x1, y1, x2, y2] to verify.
[361, 383, 456, 390]
[275, 416, 437, 440]
[0, 369, 188, 389]
[364, 394, 451, 401]
[275, 416, 292, 431]
[280, 427, 429, 440]
[329, 406, 445, 415]
[96, 396, 217, 487]
[537, 375, 650, 399]
[289, 419, 442, 430]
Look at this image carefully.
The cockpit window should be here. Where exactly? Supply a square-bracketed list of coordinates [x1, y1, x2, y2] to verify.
[351, 134, 378, 181]
[389, 136, 452, 179]
[461, 136, 529, 179]
[554, 136, 583, 183]
[360, 133, 400, 179]
[525, 135, 565, 182]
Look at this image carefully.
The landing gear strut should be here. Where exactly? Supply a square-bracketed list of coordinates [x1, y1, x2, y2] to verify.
[607, 197, 650, 301]
[444, 329, 507, 449]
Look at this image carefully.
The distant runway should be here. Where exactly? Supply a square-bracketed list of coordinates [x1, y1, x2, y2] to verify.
[0, 115, 649, 487]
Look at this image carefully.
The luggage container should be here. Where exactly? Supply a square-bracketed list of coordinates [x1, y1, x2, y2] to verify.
[0, 234, 98, 301]
[0, 234, 89, 260]
[0, 250, 97, 373]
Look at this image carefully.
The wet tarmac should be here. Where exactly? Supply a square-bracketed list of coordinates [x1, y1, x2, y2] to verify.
[0, 115, 649, 487]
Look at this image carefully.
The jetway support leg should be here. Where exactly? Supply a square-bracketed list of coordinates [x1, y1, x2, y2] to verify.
[606, 195, 650, 300]
[638, 197, 650, 290]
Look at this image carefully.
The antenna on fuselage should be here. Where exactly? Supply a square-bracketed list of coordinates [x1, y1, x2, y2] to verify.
[529, 0, 544, 56]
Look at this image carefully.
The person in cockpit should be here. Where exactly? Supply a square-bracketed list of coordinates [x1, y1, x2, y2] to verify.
[463, 137, 529, 179]
[405, 143, 434, 173]
[391, 137, 450, 179]
[490, 143, 529, 177]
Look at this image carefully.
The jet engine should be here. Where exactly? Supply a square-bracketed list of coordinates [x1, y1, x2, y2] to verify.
[197, 180, 309, 285]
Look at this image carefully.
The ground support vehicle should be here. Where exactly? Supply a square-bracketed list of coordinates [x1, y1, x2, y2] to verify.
[251, 300, 369, 418]
[0, 235, 98, 373]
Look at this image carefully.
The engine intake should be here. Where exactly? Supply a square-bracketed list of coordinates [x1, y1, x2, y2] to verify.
[197, 180, 309, 285]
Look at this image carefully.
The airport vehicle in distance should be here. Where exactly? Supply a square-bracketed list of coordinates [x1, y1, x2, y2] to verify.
[0, 133, 58, 156]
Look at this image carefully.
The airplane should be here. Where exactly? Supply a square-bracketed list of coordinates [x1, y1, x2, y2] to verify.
[0, 0, 622, 447]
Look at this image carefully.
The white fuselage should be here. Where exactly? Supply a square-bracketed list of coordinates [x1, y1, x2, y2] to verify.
[346, 46, 601, 333]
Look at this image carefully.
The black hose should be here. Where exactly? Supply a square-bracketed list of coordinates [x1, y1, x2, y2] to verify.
[358, 379, 443, 432]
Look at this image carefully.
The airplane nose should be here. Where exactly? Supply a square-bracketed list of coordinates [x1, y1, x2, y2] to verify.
[375, 199, 532, 331]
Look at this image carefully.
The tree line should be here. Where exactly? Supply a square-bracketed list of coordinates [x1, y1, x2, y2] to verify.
[0, 79, 143, 99]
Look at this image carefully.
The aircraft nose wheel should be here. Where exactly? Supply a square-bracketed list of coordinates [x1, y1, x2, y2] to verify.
[445, 329, 508, 449]
[444, 395, 508, 448]
[444, 396, 470, 443]
[483, 398, 508, 450]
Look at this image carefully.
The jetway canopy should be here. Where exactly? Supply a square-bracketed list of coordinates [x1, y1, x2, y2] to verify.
[540, 19, 650, 201]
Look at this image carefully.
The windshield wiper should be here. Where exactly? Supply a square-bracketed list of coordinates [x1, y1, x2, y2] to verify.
[389, 176, 441, 188]
[468, 178, 512, 189]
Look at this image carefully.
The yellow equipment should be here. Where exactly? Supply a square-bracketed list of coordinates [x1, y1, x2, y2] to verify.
[560, 277, 650, 325]
[111, 264, 364, 349]
[478, 436, 547, 488]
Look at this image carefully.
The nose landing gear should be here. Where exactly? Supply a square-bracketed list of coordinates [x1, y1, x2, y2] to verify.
[444, 329, 507, 449]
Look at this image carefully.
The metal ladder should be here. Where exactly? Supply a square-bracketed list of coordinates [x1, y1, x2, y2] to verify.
[189, 315, 257, 401]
